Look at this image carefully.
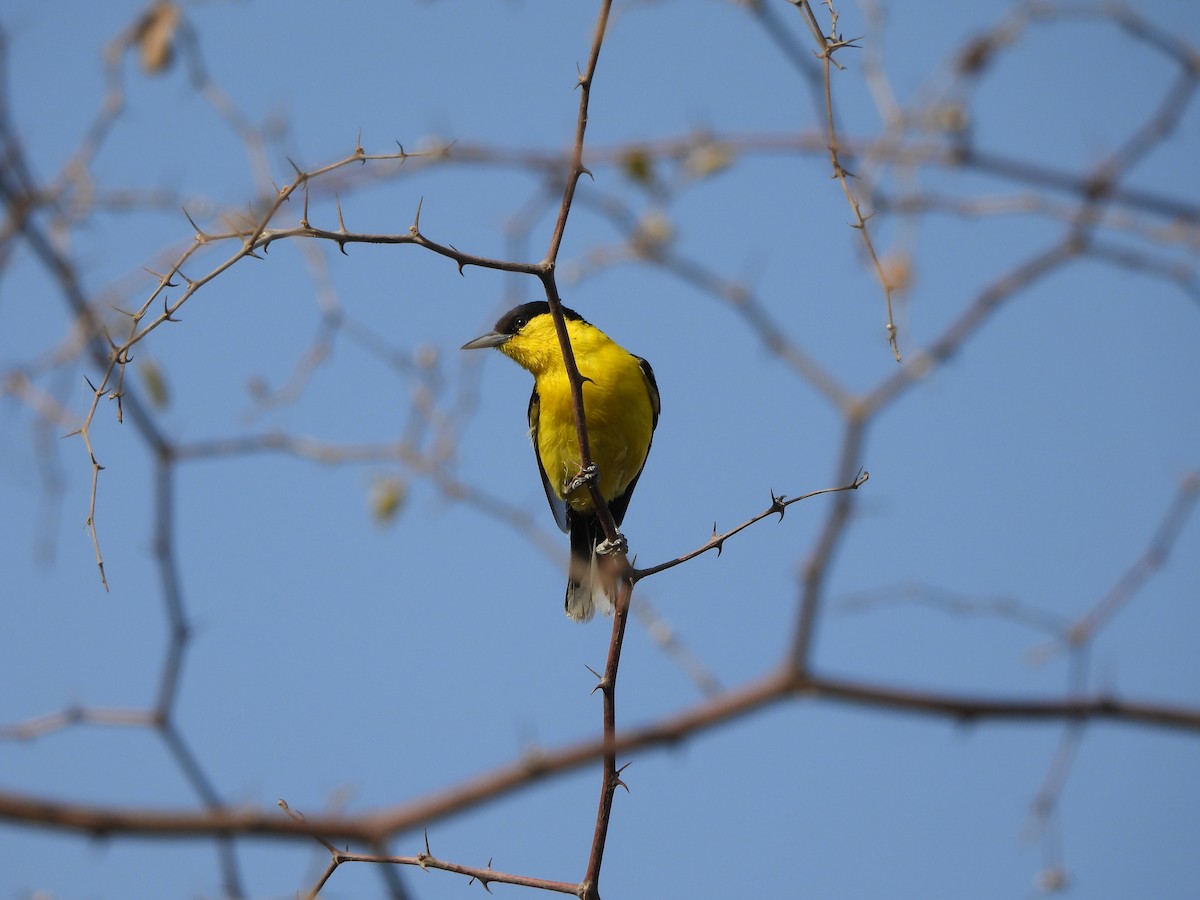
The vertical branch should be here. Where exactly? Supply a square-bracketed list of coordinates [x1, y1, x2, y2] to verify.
[535, 6, 634, 895]
[544, 0, 612, 267]
[538, 0, 621, 546]
[581, 577, 633, 900]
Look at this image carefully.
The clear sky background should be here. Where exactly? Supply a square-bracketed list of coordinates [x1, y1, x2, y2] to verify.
[1, 1, 1198, 898]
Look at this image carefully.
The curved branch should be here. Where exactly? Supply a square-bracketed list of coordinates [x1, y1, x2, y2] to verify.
[3, 669, 1195, 844]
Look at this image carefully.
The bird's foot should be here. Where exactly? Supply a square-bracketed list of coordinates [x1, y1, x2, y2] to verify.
[595, 533, 628, 556]
[566, 464, 598, 494]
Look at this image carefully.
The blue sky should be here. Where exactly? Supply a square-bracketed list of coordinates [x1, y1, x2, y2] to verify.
[1, 1, 1198, 898]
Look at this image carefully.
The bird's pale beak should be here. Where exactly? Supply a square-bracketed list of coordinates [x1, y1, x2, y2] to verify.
[461, 331, 511, 351]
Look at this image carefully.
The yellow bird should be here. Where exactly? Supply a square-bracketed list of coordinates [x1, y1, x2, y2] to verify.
[462, 302, 660, 621]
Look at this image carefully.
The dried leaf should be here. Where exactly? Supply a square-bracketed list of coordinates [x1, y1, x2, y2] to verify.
[135, 2, 181, 75]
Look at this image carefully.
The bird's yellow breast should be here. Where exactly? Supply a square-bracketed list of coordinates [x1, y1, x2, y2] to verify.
[504, 316, 655, 512]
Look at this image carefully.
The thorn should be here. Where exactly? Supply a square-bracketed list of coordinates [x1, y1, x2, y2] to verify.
[470, 861, 495, 895]
[711, 522, 725, 557]
[587, 662, 610, 695]
[411, 196, 425, 234]
[142, 266, 177, 288]
[416, 829, 431, 871]
[613, 761, 632, 793]
[580, 165, 594, 181]
[84, 375, 98, 392]
[333, 195, 350, 254]
[770, 489, 787, 521]
[354, 128, 365, 161]
[163, 295, 181, 323]
[181, 206, 206, 241]
[286, 156, 303, 177]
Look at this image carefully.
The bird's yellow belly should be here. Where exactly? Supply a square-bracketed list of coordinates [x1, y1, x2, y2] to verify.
[537, 370, 652, 511]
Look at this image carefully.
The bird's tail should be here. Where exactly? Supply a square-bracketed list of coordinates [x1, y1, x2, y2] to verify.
[565, 514, 617, 622]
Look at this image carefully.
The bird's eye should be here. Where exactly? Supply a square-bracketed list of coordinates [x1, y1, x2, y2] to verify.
[515, 317, 527, 329]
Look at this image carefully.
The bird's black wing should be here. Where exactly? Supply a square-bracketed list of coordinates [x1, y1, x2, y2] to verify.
[529, 386, 569, 533]
[607, 355, 660, 526]
[638, 355, 661, 430]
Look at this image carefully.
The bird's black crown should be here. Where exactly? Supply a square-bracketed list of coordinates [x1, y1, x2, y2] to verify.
[494, 301, 586, 336]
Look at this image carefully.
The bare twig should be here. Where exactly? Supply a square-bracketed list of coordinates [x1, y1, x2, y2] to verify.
[1030, 471, 1200, 663]
[634, 471, 869, 581]
[789, 0, 902, 361]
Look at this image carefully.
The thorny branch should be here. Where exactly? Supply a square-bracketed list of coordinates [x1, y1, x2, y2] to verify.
[286, 819, 578, 899]
[790, 0, 902, 362]
[633, 470, 869, 580]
